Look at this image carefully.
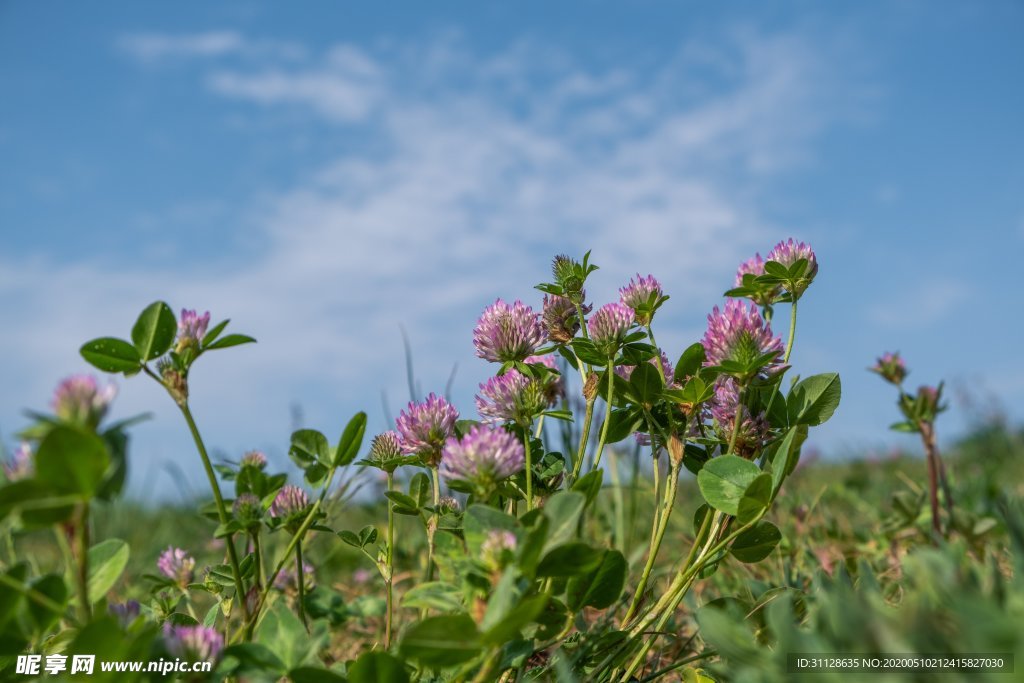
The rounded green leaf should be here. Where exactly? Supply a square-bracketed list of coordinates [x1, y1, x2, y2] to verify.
[787, 373, 842, 426]
[131, 301, 177, 361]
[348, 651, 410, 683]
[87, 539, 129, 603]
[696, 454, 762, 516]
[566, 549, 627, 610]
[35, 426, 111, 496]
[399, 614, 481, 668]
[730, 521, 782, 563]
[80, 337, 141, 373]
[736, 473, 773, 525]
[628, 362, 664, 404]
[536, 542, 604, 578]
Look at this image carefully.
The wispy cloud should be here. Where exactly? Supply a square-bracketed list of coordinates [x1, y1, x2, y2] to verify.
[867, 279, 972, 327]
[2, 28, 868, 492]
[118, 31, 304, 63]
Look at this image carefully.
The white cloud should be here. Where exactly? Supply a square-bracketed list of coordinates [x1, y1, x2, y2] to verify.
[118, 31, 303, 63]
[1, 28, 866, 494]
[867, 279, 972, 327]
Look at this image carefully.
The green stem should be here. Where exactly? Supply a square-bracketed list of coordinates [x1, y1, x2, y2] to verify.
[784, 299, 798, 365]
[425, 467, 441, 582]
[241, 465, 338, 640]
[0, 572, 77, 626]
[76, 503, 91, 622]
[253, 532, 265, 590]
[295, 540, 308, 630]
[620, 513, 757, 681]
[621, 460, 679, 626]
[178, 403, 250, 623]
[570, 397, 596, 482]
[592, 362, 616, 470]
[386, 471, 395, 649]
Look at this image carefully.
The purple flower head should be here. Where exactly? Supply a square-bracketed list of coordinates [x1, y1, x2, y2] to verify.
[273, 562, 316, 592]
[543, 293, 590, 344]
[240, 450, 267, 469]
[481, 530, 518, 572]
[473, 299, 546, 363]
[709, 377, 770, 457]
[3, 442, 34, 481]
[108, 600, 141, 628]
[475, 370, 545, 425]
[233, 493, 262, 527]
[441, 425, 525, 493]
[701, 300, 786, 380]
[588, 302, 635, 356]
[52, 375, 117, 429]
[368, 431, 404, 471]
[157, 547, 195, 587]
[270, 485, 310, 521]
[615, 351, 675, 385]
[396, 393, 459, 467]
[176, 309, 211, 353]
[916, 384, 944, 418]
[619, 274, 665, 326]
[164, 624, 224, 662]
[735, 254, 782, 306]
[870, 352, 907, 386]
[767, 238, 818, 297]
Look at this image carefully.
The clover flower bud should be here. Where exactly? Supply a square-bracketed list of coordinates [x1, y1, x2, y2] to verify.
[175, 309, 210, 355]
[588, 303, 634, 357]
[240, 450, 268, 469]
[552, 254, 586, 303]
[481, 530, 518, 572]
[701, 300, 786, 381]
[619, 274, 664, 326]
[542, 293, 589, 344]
[52, 375, 116, 429]
[3, 442, 33, 482]
[270, 485, 311, 529]
[233, 493, 263, 528]
[157, 359, 188, 405]
[870, 352, 907, 386]
[273, 563, 316, 593]
[709, 377, 770, 457]
[735, 253, 782, 306]
[163, 624, 223, 662]
[108, 600, 141, 628]
[476, 370, 546, 426]
[438, 496, 461, 514]
[157, 546, 196, 587]
[767, 238, 818, 297]
[396, 393, 459, 468]
[441, 425, 525, 496]
[525, 354, 565, 405]
[368, 431, 403, 471]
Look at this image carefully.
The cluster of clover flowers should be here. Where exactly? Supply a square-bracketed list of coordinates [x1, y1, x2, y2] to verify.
[2, 238, 820, 671]
[351, 238, 819, 673]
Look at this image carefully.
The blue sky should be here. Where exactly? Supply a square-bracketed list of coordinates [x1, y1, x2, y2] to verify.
[1, 1, 1022, 499]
